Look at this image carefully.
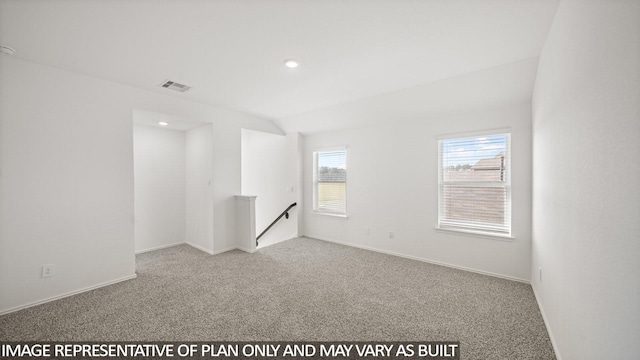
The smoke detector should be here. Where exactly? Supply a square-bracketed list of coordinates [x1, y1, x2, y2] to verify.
[159, 80, 191, 93]
[0, 45, 16, 56]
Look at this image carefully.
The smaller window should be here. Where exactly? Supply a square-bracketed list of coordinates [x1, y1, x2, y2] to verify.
[313, 149, 347, 216]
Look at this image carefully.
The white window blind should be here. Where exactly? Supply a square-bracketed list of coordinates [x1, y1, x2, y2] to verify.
[438, 133, 511, 236]
[313, 149, 347, 216]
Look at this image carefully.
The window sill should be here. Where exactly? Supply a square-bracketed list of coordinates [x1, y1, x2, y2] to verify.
[435, 227, 514, 241]
[312, 211, 348, 219]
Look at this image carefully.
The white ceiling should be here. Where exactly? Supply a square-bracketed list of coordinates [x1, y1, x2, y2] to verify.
[276, 56, 540, 134]
[0, 0, 560, 122]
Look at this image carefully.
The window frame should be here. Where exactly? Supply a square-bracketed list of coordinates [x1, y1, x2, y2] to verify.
[436, 130, 512, 238]
[312, 146, 348, 218]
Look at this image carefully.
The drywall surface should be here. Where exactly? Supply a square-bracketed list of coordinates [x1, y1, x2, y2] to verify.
[241, 129, 298, 248]
[210, 118, 284, 254]
[0, 56, 281, 313]
[133, 125, 186, 253]
[0, 57, 137, 313]
[302, 104, 532, 281]
[531, 0, 640, 358]
[186, 124, 214, 253]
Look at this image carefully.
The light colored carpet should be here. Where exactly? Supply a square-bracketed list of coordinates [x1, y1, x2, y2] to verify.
[0, 237, 555, 359]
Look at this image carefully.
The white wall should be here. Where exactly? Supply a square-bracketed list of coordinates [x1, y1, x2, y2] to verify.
[531, 0, 640, 359]
[185, 124, 214, 254]
[302, 103, 532, 281]
[133, 125, 186, 253]
[211, 119, 285, 254]
[241, 129, 298, 248]
[0, 56, 136, 313]
[0, 56, 282, 314]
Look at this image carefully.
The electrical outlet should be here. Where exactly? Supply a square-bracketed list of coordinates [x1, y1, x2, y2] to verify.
[539, 267, 542, 282]
[363, 227, 369, 235]
[389, 232, 394, 239]
[42, 264, 55, 278]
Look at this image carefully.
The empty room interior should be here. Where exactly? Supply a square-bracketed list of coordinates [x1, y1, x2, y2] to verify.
[0, 1, 638, 359]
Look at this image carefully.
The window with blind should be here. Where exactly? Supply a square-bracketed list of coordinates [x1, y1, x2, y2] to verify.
[313, 149, 347, 216]
[438, 132, 511, 236]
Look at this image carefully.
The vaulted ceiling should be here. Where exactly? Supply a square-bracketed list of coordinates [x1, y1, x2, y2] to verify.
[0, 0, 560, 123]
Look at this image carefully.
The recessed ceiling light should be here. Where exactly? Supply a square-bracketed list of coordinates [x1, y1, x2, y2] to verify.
[158, 121, 169, 126]
[0, 45, 16, 56]
[284, 59, 299, 68]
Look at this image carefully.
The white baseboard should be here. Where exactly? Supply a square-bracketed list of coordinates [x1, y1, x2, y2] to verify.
[0, 243, 253, 316]
[304, 234, 530, 284]
[0, 274, 137, 316]
[236, 247, 256, 254]
[211, 246, 239, 255]
[135, 241, 186, 254]
[185, 241, 215, 255]
[531, 285, 562, 360]
[185, 242, 243, 255]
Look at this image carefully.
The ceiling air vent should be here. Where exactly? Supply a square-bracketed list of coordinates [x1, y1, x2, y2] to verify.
[159, 80, 191, 93]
